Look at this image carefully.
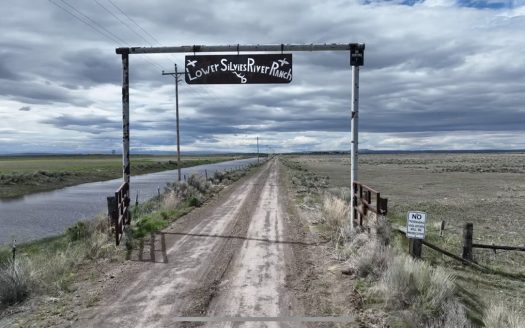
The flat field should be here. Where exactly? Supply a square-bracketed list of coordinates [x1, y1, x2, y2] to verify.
[287, 152, 525, 320]
[0, 154, 241, 199]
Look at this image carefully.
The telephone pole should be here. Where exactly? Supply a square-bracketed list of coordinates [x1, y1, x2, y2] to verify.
[162, 64, 184, 181]
[257, 136, 259, 163]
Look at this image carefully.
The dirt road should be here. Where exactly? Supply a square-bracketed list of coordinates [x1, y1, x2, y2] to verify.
[78, 159, 307, 327]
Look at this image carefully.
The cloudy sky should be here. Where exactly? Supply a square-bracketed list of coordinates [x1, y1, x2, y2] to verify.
[0, 0, 524, 154]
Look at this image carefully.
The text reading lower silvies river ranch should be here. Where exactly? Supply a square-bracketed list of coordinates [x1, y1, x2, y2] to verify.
[185, 54, 293, 84]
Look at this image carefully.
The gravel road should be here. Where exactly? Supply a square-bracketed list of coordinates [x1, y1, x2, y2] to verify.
[78, 159, 306, 328]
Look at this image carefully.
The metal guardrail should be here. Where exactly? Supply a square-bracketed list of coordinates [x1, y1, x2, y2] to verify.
[352, 181, 388, 227]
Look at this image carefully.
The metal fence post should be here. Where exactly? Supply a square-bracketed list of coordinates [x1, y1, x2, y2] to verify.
[350, 65, 359, 230]
[349, 44, 364, 231]
[121, 52, 130, 189]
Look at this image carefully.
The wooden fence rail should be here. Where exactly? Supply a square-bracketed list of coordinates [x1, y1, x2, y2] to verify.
[353, 181, 388, 227]
[107, 182, 131, 245]
[392, 224, 489, 271]
[462, 223, 525, 262]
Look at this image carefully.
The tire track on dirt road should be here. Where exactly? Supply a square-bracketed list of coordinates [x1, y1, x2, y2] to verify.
[78, 162, 273, 327]
[204, 159, 303, 328]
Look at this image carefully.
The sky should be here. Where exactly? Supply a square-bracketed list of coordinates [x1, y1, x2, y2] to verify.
[0, 0, 524, 154]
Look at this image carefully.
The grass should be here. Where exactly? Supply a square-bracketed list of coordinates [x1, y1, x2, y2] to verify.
[285, 153, 525, 326]
[0, 154, 243, 199]
[483, 301, 525, 328]
[0, 214, 120, 309]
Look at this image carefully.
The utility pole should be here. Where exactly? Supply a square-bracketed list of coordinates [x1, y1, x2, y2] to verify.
[162, 64, 184, 181]
[257, 136, 259, 163]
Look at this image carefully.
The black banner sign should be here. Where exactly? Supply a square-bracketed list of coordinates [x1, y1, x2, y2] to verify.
[184, 54, 292, 84]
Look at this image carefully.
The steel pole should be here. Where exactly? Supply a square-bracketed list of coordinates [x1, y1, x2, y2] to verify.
[175, 64, 181, 181]
[350, 65, 359, 230]
[122, 53, 130, 187]
[117, 43, 365, 55]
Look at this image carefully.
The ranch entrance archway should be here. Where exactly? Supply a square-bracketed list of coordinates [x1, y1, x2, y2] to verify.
[113, 43, 365, 244]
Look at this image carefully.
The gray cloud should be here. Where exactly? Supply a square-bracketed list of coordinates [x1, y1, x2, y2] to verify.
[0, 0, 524, 154]
[18, 106, 31, 111]
[41, 114, 120, 134]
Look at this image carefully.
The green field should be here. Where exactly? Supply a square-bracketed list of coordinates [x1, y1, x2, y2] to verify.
[0, 154, 242, 199]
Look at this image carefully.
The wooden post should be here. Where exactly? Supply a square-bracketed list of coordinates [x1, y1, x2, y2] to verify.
[12, 239, 16, 262]
[462, 223, 474, 262]
[205, 169, 208, 180]
[107, 196, 118, 226]
[409, 239, 423, 258]
[440, 220, 446, 237]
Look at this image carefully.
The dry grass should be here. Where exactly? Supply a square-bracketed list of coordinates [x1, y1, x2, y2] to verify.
[354, 242, 391, 279]
[426, 300, 471, 328]
[483, 301, 525, 328]
[320, 194, 350, 246]
[0, 215, 119, 307]
[371, 254, 468, 326]
[162, 190, 180, 211]
[0, 258, 32, 307]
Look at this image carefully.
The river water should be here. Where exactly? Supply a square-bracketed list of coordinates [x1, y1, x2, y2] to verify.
[0, 158, 259, 245]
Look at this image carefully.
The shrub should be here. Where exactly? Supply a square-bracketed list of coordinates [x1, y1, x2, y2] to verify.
[189, 196, 200, 207]
[354, 243, 391, 278]
[67, 221, 89, 241]
[0, 258, 32, 307]
[372, 254, 457, 325]
[187, 174, 209, 194]
[213, 170, 225, 183]
[162, 190, 180, 210]
[132, 215, 169, 239]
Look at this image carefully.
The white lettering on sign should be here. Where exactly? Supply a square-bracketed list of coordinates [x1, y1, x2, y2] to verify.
[185, 55, 293, 84]
[406, 211, 426, 239]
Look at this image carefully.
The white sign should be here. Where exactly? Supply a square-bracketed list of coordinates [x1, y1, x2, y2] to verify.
[407, 211, 426, 239]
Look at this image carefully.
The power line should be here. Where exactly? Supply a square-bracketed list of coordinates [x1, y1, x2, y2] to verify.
[50, 0, 167, 72]
[48, 0, 122, 45]
[93, 0, 154, 47]
[57, 0, 128, 45]
[106, 0, 162, 45]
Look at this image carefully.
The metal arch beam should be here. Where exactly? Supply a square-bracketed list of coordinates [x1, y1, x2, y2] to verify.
[116, 43, 364, 54]
[116, 42, 365, 232]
